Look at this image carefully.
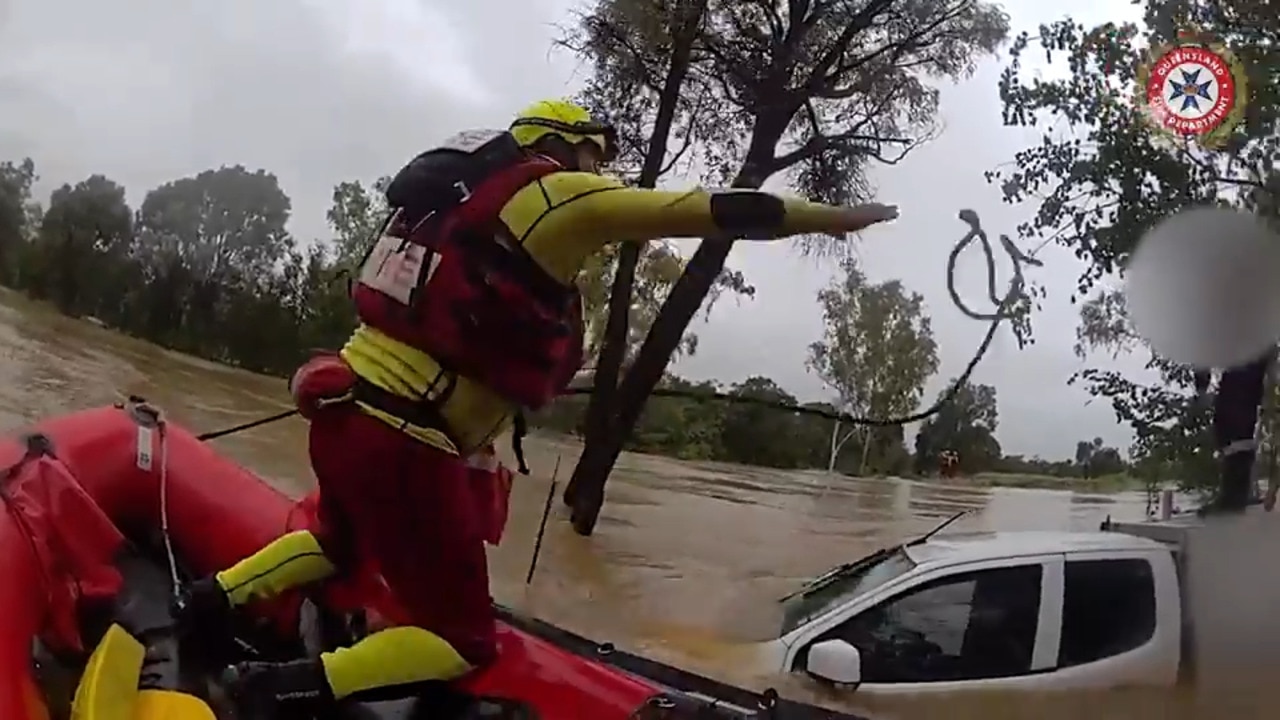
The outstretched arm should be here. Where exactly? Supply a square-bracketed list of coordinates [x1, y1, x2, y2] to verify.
[514, 172, 896, 254]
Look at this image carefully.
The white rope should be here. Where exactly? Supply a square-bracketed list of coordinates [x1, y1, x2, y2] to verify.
[157, 423, 181, 599]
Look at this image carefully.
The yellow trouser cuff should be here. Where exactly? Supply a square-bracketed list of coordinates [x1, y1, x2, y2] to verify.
[320, 626, 472, 700]
[214, 530, 337, 607]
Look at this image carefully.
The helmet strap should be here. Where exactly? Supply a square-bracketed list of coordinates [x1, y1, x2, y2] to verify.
[528, 136, 582, 171]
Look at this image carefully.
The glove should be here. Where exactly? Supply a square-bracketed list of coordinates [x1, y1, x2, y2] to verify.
[834, 203, 899, 233]
[289, 353, 357, 419]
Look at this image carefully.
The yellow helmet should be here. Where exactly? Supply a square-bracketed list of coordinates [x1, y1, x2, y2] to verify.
[509, 99, 618, 163]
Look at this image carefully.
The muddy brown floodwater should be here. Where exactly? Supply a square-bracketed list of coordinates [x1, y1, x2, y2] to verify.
[1, 288, 1277, 719]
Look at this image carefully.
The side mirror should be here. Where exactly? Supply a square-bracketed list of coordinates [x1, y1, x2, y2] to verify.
[805, 639, 862, 687]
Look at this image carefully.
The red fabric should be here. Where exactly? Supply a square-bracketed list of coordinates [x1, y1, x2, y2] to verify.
[467, 446, 515, 546]
[286, 491, 400, 632]
[306, 406, 497, 666]
[290, 353, 357, 419]
[550, 298, 586, 397]
[0, 454, 124, 653]
[351, 154, 583, 411]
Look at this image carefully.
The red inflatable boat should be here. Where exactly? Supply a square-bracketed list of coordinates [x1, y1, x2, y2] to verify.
[0, 401, 863, 720]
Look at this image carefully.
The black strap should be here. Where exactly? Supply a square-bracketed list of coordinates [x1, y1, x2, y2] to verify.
[351, 378, 464, 450]
[353, 378, 532, 475]
[511, 412, 530, 475]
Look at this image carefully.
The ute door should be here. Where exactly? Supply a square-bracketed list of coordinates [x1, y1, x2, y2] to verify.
[1036, 550, 1179, 688]
[789, 554, 1065, 695]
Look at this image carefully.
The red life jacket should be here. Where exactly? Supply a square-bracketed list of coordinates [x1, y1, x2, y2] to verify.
[351, 130, 585, 410]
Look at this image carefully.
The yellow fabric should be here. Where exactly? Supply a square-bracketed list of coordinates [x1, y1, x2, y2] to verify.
[346, 171, 850, 455]
[70, 624, 144, 720]
[134, 691, 215, 720]
[319, 625, 472, 700]
[215, 530, 337, 607]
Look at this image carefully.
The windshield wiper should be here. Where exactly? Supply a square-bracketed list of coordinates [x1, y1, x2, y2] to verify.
[781, 510, 969, 601]
[906, 509, 968, 547]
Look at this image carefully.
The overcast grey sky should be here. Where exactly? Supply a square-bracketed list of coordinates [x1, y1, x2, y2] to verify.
[0, 0, 1154, 460]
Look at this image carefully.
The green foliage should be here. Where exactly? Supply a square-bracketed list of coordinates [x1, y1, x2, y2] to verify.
[994, 0, 1280, 491]
[5, 160, 355, 376]
[808, 256, 939, 475]
[808, 257, 939, 431]
[533, 374, 901, 471]
[1073, 436, 1127, 478]
[327, 178, 391, 267]
[0, 158, 39, 283]
[26, 175, 132, 316]
[914, 380, 1002, 474]
[577, 242, 734, 362]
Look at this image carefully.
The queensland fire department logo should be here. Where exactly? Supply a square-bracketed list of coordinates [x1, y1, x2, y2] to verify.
[1137, 32, 1247, 147]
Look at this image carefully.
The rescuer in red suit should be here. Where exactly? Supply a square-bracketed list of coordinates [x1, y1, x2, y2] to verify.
[174, 99, 901, 715]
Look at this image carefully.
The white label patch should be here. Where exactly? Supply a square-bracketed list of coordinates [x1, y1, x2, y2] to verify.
[358, 234, 439, 306]
[440, 128, 503, 153]
[136, 426, 153, 471]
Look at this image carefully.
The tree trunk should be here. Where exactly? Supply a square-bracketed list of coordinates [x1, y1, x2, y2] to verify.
[563, 242, 639, 507]
[858, 426, 873, 475]
[569, 152, 775, 535]
[563, 0, 708, 510]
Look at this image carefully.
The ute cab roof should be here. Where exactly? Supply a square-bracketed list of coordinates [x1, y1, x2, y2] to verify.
[903, 530, 1168, 568]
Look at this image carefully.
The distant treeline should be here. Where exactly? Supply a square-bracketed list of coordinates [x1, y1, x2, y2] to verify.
[0, 157, 1126, 478]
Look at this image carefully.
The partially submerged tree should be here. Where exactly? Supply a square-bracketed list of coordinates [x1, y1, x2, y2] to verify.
[568, 0, 1009, 534]
[559, 0, 756, 510]
[808, 256, 939, 474]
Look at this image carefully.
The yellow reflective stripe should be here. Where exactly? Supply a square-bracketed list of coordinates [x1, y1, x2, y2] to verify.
[353, 402, 460, 455]
[71, 624, 144, 720]
[342, 326, 450, 402]
[320, 626, 472, 699]
[134, 691, 215, 720]
[215, 530, 337, 607]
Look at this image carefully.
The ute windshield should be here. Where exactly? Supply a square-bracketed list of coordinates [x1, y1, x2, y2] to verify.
[776, 511, 967, 637]
[778, 547, 916, 636]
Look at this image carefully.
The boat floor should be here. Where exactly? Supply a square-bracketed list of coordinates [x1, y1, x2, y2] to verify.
[35, 551, 523, 720]
[34, 548, 861, 720]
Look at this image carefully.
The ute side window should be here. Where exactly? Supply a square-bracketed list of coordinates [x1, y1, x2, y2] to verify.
[806, 564, 1043, 683]
[1058, 557, 1157, 667]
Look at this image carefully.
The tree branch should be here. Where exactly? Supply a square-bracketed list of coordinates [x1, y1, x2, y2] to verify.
[660, 118, 701, 175]
[817, 0, 976, 98]
[770, 131, 913, 171]
[755, 0, 786, 44]
[802, 0, 895, 92]
[566, 13, 665, 94]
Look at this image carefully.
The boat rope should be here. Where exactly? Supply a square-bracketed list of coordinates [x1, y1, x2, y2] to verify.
[195, 408, 298, 441]
[190, 209, 1041, 439]
[157, 423, 182, 601]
